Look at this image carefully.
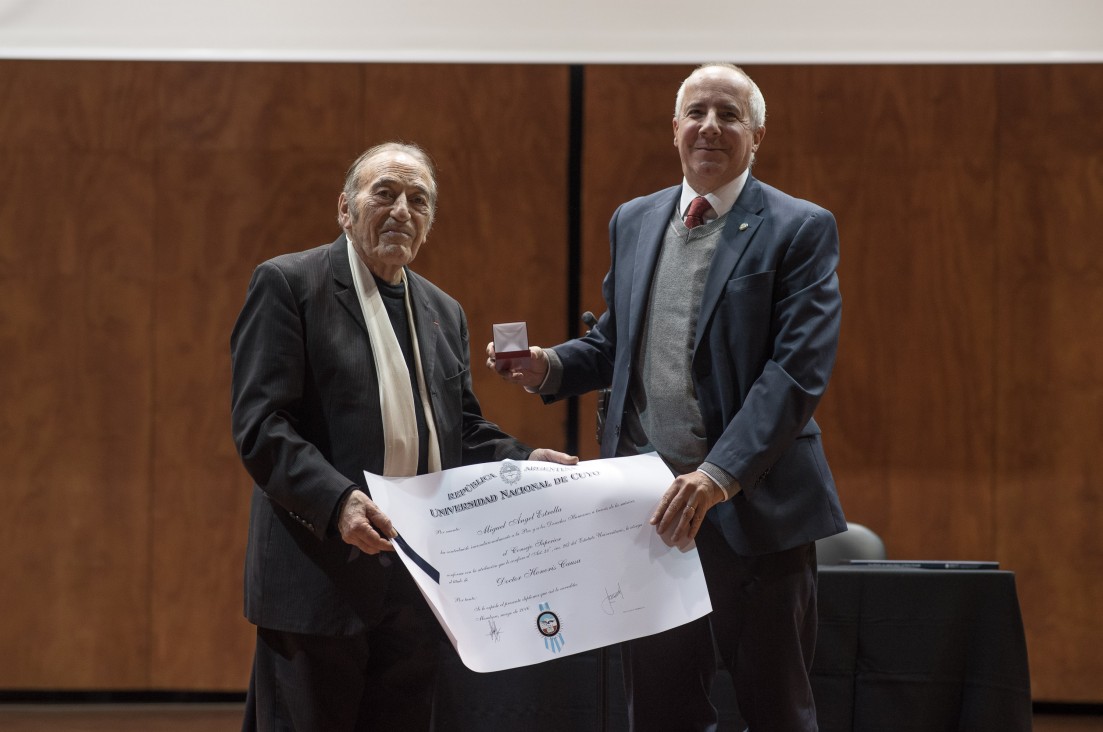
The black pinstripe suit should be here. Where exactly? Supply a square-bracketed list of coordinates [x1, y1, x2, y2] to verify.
[231, 234, 529, 729]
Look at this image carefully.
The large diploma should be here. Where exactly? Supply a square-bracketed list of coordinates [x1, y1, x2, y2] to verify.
[365, 453, 712, 673]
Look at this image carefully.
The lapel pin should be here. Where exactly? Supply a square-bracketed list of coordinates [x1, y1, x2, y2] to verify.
[739, 223, 749, 231]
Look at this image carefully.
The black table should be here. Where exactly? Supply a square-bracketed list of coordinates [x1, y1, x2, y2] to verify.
[811, 566, 1032, 731]
[434, 566, 1032, 731]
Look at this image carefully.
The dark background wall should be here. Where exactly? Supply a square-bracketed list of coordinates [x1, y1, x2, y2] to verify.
[0, 60, 1099, 702]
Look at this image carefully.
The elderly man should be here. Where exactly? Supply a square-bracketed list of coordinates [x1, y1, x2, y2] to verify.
[231, 142, 575, 731]
[489, 65, 846, 731]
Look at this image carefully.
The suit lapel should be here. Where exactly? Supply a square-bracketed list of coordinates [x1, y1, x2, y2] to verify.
[693, 178, 765, 354]
[406, 272, 440, 389]
[627, 188, 679, 354]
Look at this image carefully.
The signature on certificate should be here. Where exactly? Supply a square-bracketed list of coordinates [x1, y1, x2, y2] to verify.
[487, 619, 502, 642]
[600, 583, 625, 615]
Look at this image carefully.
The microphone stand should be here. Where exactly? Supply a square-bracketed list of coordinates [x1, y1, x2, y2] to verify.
[581, 310, 610, 732]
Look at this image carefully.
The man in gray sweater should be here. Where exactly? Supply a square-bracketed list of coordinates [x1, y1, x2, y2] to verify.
[488, 64, 846, 731]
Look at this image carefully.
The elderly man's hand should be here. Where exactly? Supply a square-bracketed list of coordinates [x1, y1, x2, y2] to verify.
[650, 471, 727, 550]
[337, 489, 397, 554]
[527, 448, 579, 465]
[486, 342, 549, 390]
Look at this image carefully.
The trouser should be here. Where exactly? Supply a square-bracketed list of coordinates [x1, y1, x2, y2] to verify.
[242, 564, 442, 731]
[622, 519, 819, 732]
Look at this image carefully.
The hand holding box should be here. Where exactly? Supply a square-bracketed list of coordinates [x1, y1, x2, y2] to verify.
[492, 322, 530, 370]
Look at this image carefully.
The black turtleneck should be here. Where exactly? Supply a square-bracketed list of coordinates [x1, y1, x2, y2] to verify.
[373, 274, 430, 476]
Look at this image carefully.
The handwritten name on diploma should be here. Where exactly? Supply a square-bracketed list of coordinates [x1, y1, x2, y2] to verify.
[365, 454, 711, 672]
[439, 502, 642, 587]
[497, 557, 583, 586]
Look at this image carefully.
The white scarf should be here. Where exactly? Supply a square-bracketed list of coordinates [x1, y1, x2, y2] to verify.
[347, 239, 442, 476]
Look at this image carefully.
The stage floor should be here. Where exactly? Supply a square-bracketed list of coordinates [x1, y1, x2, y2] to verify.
[0, 703, 1099, 731]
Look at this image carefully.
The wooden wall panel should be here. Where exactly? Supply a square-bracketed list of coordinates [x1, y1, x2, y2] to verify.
[755, 66, 1001, 560]
[149, 62, 365, 690]
[150, 151, 353, 689]
[0, 62, 158, 687]
[0, 60, 157, 152]
[994, 65, 1103, 701]
[2, 58, 1101, 702]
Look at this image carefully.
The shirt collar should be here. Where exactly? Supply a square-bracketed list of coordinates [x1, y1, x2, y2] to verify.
[679, 168, 750, 222]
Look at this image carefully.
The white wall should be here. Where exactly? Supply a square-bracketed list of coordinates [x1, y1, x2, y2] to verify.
[1, 0, 1100, 63]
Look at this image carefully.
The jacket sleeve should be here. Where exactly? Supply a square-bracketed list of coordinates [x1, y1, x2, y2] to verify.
[704, 208, 841, 496]
[230, 262, 352, 540]
[543, 203, 625, 400]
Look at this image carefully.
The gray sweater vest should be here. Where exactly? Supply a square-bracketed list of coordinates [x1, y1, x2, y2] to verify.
[624, 211, 727, 475]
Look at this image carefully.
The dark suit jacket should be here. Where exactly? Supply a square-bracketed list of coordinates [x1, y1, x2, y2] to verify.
[231, 234, 530, 635]
[549, 178, 846, 556]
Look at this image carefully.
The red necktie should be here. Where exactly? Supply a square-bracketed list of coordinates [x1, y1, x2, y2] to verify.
[684, 196, 713, 229]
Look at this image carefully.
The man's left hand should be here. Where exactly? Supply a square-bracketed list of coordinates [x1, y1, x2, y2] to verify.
[527, 448, 579, 465]
[650, 471, 727, 549]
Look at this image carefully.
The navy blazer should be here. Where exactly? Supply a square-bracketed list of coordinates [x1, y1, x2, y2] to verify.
[550, 178, 846, 556]
[230, 235, 530, 635]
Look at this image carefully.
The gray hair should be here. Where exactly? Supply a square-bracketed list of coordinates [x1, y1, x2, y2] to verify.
[341, 141, 439, 224]
[674, 63, 766, 130]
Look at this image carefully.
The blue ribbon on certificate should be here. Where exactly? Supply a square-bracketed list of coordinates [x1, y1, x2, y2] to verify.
[393, 534, 440, 583]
